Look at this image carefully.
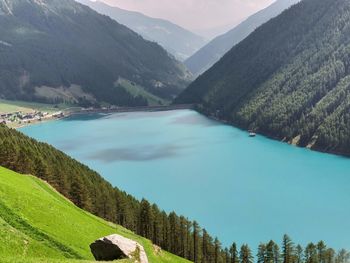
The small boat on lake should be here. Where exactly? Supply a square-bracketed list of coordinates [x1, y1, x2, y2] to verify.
[249, 131, 256, 137]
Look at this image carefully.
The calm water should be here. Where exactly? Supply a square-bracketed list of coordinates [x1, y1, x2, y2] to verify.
[20, 110, 350, 250]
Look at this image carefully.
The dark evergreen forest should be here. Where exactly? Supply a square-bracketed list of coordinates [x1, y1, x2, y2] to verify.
[176, 0, 350, 156]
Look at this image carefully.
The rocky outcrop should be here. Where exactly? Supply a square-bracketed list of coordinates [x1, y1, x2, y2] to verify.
[90, 234, 148, 262]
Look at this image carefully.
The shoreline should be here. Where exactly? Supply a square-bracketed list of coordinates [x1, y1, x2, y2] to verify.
[203, 109, 350, 159]
[12, 104, 350, 159]
[12, 114, 70, 130]
[12, 104, 194, 129]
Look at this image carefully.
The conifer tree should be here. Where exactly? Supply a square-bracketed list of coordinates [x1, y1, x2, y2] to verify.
[282, 235, 295, 263]
[296, 245, 304, 263]
[231, 242, 239, 263]
[240, 244, 254, 263]
[202, 229, 210, 263]
[215, 238, 221, 263]
[305, 243, 318, 263]
[193, 221, 200, 263]
[317, 241, 327, 263]
[335, 249, 350, 263]
[324, 248, 335, 263]
[258, 244, 267, 263]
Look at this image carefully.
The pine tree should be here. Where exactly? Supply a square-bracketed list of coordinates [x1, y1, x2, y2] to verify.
[324, 248, 335, 263]
[193, 221, 200, 263]
[138, 199, 154, 240]
[266, 241, 280, 263]
[282, 235, 295, 263]
[240, 244, 254, 263]
[335, 249, 350, 263]
[215, 238, 221, 263]
[230, 242, 239, 263]
[317, 241, 327, 263]
[296, 245, 304, 263]
[202, 229, 210, 263]
[305, 243, 318, 263]
[258, 244, 267, 263]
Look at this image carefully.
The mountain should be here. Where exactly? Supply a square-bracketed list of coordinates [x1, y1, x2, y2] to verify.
[0, 166, 190, 263]
[185, 0, 300, 76]
[176, 0, 350, 156]
[192, 23, 237, 41]
[0, 0, 191, 106]
[75, 0, 207, 61]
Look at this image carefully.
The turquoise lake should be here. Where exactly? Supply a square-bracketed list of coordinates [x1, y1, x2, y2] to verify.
[20, 110, 350, 250]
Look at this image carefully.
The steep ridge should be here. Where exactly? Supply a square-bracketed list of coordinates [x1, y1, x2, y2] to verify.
[185, 0, 300, 76]
[75, 0, 207, 61]
[176, 0, 350, 156]
[0, 0, 190, 106]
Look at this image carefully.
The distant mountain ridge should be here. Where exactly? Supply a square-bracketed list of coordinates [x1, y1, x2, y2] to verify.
[76, 0, 207, 61]
[0, 0, 190, 106]
[185, 0, 300, 76]
[176, 0, 350, 156]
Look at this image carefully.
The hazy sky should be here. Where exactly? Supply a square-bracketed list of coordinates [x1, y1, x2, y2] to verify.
[98, 0, 275, 32]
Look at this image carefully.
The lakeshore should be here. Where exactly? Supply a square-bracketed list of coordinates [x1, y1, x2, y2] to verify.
[19, 109, 350, 250]
[0, 100, 193, 129]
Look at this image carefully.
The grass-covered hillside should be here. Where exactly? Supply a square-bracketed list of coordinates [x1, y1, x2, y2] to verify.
[0, 166, 191, 263]
[176, 0, 350, 156]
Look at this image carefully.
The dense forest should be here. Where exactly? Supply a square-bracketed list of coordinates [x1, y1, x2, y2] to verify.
[0, 125, 349, 262]
[176, 0, 350, 156]
[0, 0, 190, 106]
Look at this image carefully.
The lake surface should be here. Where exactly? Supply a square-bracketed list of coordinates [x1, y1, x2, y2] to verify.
[20, 110, 350, 250]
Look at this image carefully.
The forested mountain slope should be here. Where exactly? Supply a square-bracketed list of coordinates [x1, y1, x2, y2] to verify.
[176, 0, 350, 156]
[76, 0, 207, 61]
[0, 124, 232, 262]
[0, 166, 190, 263]
[184, 0, 300, 76]
[0, 0, 190, 106]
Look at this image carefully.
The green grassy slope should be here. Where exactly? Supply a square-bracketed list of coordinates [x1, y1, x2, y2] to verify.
[0, 166, 191, 263]
[117, 78, 168, 106]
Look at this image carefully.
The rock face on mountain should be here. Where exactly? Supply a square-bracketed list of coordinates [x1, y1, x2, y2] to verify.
[176, 0, 350, 156]
[0, 0, 190, 106]
[76, 0, 207, 61]
[90, 234, 148, 262]
[185, 0, 300, 76]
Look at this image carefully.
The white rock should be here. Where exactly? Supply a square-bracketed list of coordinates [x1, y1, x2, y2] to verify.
[90, 234, 148, 263]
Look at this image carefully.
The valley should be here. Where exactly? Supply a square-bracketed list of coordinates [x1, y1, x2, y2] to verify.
[1, 0, 350, 262]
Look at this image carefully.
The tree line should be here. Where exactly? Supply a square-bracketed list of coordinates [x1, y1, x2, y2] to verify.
[0, 124, 348, 262]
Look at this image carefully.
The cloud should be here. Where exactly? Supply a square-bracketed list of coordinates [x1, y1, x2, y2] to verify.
[100, 0, 275, 31]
